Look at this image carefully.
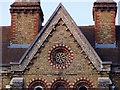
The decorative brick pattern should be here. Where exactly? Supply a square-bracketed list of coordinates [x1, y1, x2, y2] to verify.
[73, 77, 94, 89]
[11, 4, 103, 72]
[50, 77, 70, 90]
[22, 19, 104, 88]
[27, 78, 48, 89]
[93, 2, 117, 45]
[10, 1, 43, 44]
[48, 44, 73, 69]
[9, 3, 109, 89]
[11, 13, 37, 44]
[95, 11, 116, 44]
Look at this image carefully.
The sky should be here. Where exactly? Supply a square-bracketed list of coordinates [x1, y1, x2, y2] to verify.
[0, 0, 119, 26]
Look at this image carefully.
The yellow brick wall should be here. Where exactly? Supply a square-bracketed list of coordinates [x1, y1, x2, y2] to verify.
[95, 11, 116, 44]
[23, 20, 106, 88]
[11, 13, 37, 44]
[1, 75, 10, 89]
[1, 19, 110, 89]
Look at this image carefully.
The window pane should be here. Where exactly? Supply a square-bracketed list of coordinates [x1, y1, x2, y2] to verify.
[78, 86, 87, 90]
[34, 86, 43, 90]
[56, 85, 65, 90]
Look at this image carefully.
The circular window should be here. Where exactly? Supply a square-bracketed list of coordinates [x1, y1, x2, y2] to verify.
[48, 44, 73, 69]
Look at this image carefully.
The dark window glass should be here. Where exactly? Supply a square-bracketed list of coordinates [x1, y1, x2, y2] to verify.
[34, 86, 43, 90]
[78, 86, 87, 90]
[55, 85, 65, 90]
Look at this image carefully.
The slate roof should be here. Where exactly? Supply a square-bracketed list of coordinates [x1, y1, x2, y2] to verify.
[80, 26, 120, 64]
[1, 25, 120, 66]
[0, 26, 27, 66]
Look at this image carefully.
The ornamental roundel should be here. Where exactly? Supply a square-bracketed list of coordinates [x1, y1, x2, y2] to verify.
[48, 44, 73, 69]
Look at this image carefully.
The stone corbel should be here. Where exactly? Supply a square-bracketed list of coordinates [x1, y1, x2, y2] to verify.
[102, 61, 112, 72]
[98, 77, 112, 88]
[10, 77, 24, 89]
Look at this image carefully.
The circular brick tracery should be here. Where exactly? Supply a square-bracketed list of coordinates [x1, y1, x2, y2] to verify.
[55, 52, 66, 64]
[48, 44, 73, 69]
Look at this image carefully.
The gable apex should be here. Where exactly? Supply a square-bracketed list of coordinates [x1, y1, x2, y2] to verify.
[10, 3, 104, 72]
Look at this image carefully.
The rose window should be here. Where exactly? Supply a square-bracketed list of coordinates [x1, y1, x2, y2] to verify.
[54, 51, 66, 64]
[48, 44, 73, 69]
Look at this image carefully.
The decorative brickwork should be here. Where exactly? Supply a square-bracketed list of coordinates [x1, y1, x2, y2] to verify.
[11, 4, 103, 72]
[93, 2, 117, 45]
[48, 44, 73, 69]
[10, 1, 43, 44]
[22, 18, 104, 88]
[95, 11, 116, 44]
[73, 77, 94, 89]
[11, 13, 36, 44]
[9, 4, 108, 87]
[50, 77, 70, 90]
[1, 2, 115, 90]
[27, 78, 48, 90]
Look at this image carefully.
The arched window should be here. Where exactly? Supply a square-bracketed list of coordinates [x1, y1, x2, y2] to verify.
[78, 86, 88, 90]
[28, 79, 47, 90]
[34, 86, 43, 90]
[73, 78, 94, 90]
[51, 78, 70, 90]
[55, 85, 65, 90]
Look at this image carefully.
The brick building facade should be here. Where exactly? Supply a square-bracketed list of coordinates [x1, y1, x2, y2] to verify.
[0, 0, 120, 90]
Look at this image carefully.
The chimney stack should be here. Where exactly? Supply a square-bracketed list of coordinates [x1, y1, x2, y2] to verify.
[10, 0, 44, 44]
[93, 0, 117, 48]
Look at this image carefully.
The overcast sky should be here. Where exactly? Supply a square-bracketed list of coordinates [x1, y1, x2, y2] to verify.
[0, 0, 119, 26]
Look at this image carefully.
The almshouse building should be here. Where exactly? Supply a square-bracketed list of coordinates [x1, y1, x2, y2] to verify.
[0, 0, 120, 90]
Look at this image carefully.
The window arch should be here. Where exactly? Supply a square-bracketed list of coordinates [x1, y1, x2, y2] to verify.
[73, 78, 94, 90]
[51, 78, 70, 90]
[27, 78, 47, 90]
